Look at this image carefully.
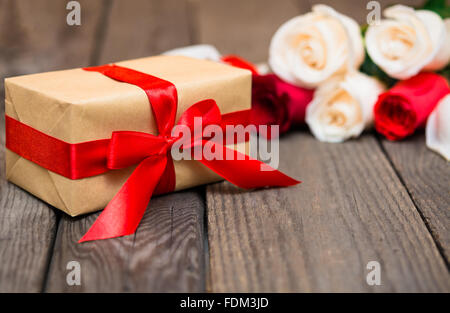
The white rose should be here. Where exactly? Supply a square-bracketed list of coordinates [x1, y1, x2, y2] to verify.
[426, 94, 450, 161]
[163, 44, 271, 74]
[163, 44, 222, 61]
[366, 5, 450, 80]
[269, 4, 364, 88]
[306, 71, 385, 143]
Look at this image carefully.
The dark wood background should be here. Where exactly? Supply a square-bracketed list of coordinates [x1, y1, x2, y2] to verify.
[1, 0, 449, 292]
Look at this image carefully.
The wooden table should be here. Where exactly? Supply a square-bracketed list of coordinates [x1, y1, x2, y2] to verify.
[0, 0, 448, 292]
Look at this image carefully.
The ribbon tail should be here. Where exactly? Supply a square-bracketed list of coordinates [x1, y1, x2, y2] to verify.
[197, 141, 300, 189]
[79, 155, 168, 243]
[154, 153, 176, 195]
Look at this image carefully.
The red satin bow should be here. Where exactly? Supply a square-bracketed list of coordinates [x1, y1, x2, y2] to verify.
[6, 64, 299, 243]
[5, 64, 299, 243]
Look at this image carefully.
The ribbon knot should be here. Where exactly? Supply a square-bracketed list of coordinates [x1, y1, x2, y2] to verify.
[163, 136, 176, 146]
[79, 64, 299, 243]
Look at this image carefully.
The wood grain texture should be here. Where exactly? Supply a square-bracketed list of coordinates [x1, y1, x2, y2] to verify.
[33, 0, 214, 292]
[0, 0, 104, 291]
[2, 0, 448, 293]
[44, 190, 206, 292]
[307, 0, 425, 24]
[381, 132, 450, 264]
[206, 132, 450, 292]
[190, 0, 309, 62]
[0, 114, 58, 292]
[0, 0, 106, 103]
[97, 0, 193, 64]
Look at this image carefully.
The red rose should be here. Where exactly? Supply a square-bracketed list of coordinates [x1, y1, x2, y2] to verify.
[251, 74, 314, 138]
[374, 72, 450, 140]
[221, 55, 314, 138]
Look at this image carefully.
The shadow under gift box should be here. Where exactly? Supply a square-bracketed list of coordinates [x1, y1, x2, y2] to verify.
[4, 55, 251, 216]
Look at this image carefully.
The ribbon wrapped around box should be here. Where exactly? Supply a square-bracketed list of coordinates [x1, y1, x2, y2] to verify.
[5, 55, 299, 242]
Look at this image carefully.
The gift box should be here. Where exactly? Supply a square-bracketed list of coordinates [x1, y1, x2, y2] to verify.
[5, 55, 251, 217]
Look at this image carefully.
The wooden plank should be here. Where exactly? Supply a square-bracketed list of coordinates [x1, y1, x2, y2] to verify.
[191, 0, 424, 63]
[97, 0, 193, 64]
[190, 0, 309, 62]
[0, 1, 109, 291]
[206, 132, 450, 292]
[0, 113, 59, 292]
[380, 132, 450, 264]
[44, 190, 206, 292]
[35, 0, 215, 293]
[0, 0, 104, 291]
[308, 0, 425, 24]
[0, 0, 106, 105]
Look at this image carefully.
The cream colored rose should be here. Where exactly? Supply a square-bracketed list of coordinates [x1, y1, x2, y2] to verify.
[306, 71, 385, 143]
[269, 4, 364, 88]
[426, 94, 450, 161]
[163, 44, 222, 61]
[366, 5, 450, 80]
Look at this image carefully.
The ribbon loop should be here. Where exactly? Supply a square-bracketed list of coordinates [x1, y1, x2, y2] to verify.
[85, 65, 177, 136]
[177, 99, 222, 130]
[107, 131, 168, 170]
[77, 64, 299, 243]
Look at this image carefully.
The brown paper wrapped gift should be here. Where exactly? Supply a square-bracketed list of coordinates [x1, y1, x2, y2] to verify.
[5, 55, 251, 216]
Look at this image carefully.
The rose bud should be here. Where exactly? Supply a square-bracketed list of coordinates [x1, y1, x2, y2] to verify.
[269, 4, 364, 88]
[366, 5, 450, 80]
[374, 72, 450, 141]
[252, 74, 314, 138]
[306, 71, 385, 143]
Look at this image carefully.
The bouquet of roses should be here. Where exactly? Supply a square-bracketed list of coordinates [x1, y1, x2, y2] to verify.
[165, 0, 450, 160]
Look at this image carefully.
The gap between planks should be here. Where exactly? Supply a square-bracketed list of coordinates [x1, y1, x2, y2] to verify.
[206, 131, 450, 292]
[377, 132, 450, 267]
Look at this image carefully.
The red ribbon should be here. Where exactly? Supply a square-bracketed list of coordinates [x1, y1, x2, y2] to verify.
[6, 64, 300, 243]
[221, 55, 260, 75]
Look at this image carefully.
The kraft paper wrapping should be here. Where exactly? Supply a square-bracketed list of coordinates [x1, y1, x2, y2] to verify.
[5, 55, 251, 216]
